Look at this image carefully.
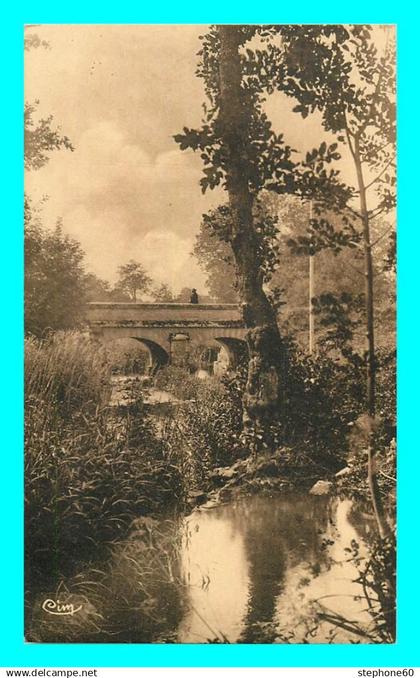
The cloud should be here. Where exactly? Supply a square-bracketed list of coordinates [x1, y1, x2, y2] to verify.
[137, 230, 207, 292]
[24, 24, 208, 157]
[25, 119, 220, 291]
[25, 25, 224, 293]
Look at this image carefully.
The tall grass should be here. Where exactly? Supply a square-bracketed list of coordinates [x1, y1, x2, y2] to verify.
[155, 368, 244, 490]
[26, 517, 186, 643]
[25, 332, 185, 591]
[25, 331, 110, 421]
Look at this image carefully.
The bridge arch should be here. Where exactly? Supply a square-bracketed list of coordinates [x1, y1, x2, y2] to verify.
[215, 337, 248, 370]
[131, 337, 169, 373]
[91, 331, 170, 374]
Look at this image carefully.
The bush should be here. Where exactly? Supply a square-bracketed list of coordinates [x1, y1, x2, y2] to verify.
[375, 348, 396, 451]
[160, 376, 243, 490]
[282, 343, 366, 469]
[153, 365, 200, 400]
[105, 340, 148, 375]
[221, 341, 361, 474]
[335, 349, 396, 506]
[228, 340, 395, 479]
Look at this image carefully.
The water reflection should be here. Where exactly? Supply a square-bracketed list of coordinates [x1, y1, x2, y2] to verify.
[178, 495, 372, 643]
[178, 509, 249, 642]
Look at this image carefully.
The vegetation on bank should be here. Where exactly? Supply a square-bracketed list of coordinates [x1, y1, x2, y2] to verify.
[25, 333, 396, 572]
[25, 333, 185, 590]
[26, 516, 186, 643]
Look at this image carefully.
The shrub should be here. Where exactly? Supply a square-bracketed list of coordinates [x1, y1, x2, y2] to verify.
[153, 365, 200, 400]
[375, 348, 396, 451]
[335, 349, 396, 505]
[282, 343, 366, 469]
[160, 376, 243, 490]
[105, 341, 148, 375]
[222, 341, 361, 473]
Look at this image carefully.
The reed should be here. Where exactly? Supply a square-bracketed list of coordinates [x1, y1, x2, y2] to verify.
[25, 332, 185, 590]
[25, 517, 186, 643]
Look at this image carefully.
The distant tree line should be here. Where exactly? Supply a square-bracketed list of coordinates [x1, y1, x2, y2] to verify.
[24, 217, 209, 337]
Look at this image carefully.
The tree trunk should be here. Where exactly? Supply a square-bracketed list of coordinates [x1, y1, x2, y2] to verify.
[352, 135, 390, 539]
[218, 25, 285, 427]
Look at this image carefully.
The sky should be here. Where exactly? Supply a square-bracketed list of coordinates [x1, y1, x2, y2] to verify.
[24, 24, 388, 294]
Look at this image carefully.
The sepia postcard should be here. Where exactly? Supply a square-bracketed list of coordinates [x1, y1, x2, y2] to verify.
[20, 21, 400, 658]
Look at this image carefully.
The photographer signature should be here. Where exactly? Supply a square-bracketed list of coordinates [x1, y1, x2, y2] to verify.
[42, 597, 83, 616]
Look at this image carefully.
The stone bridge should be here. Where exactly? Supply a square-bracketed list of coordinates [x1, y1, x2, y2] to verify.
[86, 302, 248, 370]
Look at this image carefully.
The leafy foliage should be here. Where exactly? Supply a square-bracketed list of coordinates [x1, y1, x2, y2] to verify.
[116, 260, 152, 302]
[194, 199, 281, 302]
[312, 292, 365, 359]
[24, 101, 73, 171]
[25, 201, 87, 336]
[193, 211, 238, 303]
[174, 26, 352, 212]
[24, 32, 50, 52]
[152, 283, 176, 302]
[84, 273, 112, 301]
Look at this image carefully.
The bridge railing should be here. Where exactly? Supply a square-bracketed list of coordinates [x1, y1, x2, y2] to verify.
[85, 302, 243, 325]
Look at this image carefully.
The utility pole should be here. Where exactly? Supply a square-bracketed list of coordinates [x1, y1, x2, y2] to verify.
[308, 200, 315, 355]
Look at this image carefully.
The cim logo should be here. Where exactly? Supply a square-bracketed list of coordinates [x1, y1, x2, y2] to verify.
[42, 598, 83, 616]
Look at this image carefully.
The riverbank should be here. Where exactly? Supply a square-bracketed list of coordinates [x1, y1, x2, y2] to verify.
[26, 492, 387, 644]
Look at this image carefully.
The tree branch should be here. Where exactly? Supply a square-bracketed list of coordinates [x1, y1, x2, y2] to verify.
[364, 155, 396, 192]
[346, 204, 363, 221]
[356, 71, 384, 138]
[369, 205, 390, 220]
[371, 223, 394, 249]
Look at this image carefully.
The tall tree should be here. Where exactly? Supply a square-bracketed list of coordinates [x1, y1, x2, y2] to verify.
[25, 208, 86, 336]
[176, 27, 283, 425]
[116, 260, 152, 302]
[175, 25, 352, 429]
[152, 283, 176, 302]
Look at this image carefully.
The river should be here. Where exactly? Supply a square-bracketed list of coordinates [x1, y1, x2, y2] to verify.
[176, 494, 373, 643]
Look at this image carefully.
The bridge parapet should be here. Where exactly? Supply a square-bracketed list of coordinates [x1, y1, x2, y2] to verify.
[86, 302, 244, 327]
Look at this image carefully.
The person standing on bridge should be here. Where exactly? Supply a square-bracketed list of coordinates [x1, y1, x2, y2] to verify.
[190, 288, 199, 304]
